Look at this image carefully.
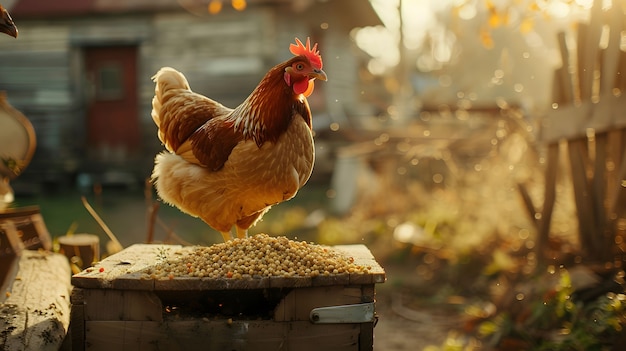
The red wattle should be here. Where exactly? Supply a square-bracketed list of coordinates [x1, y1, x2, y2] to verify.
[293, 78, 310, 95]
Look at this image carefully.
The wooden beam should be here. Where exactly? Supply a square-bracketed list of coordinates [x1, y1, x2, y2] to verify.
[578, 0, 603, 101]
[557, 31, 575, 104]
[516, 183, 538, 229]
[609, 129, 626, 216]
[592, 131, 608, 248]
[84, 320, 361, 351]
[600, 3, 623, 94]
[539, 143, 560, 258]
[568, 140, 601, 259]
[540, 94, 626, 143]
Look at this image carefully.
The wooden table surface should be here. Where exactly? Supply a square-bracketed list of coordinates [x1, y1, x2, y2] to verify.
[72, 244, 386, 291]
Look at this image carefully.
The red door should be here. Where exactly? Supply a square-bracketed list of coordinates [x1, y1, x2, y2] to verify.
[84, 46, 139, 161]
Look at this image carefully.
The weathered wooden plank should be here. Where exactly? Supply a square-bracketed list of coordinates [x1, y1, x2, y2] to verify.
[609, 129, 626, 216]
[311, 273, 351, 287]
[154, 275, 272, 291]
[273, 286, 363, 322]
[592, 131, 608, 238]
[0, 23, 69, 52]
[73, 244, 386, 291]
[71, 244, 182, 290]
[517, 182, 538, 228]
[69, 18, 150, 44]
[0, 250, 72, 351]
[539, 95, 626, 143]
[600, 3, 623, 94]
[618, 51, 626, 91]
[557, 31, 575, 103]
[539, 143, 559, 254]
[551, 68, 566, 104]
[334, 245, 386, 284]
[577, 0, 603, 101]
[568, 139, 601, 258]
[69, 288, 85, 351]
[82, 290, 162, 322]
[359, 285, 376, 350]
[519, 141, 560, 260]
[604, 130, 619, 211]
[84, 320, 360, 351]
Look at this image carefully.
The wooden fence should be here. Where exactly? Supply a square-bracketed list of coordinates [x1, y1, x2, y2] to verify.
[519, 0, 626, 263]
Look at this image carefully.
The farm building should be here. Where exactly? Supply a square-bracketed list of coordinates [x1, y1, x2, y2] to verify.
[0, 0, 381, 190]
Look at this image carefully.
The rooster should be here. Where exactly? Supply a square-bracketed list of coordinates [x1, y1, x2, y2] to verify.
[0, 4, 17, 38]
[151, 38, 326, 241]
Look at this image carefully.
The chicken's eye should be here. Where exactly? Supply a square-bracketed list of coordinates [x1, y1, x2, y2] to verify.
[295, 63, 304, 71]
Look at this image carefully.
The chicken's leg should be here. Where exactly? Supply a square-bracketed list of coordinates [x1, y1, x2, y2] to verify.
[221, 231, 233, 241]
[235, 226, 248, 239]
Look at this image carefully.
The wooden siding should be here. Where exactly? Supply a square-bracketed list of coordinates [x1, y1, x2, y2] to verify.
[144, 9, 276, 108]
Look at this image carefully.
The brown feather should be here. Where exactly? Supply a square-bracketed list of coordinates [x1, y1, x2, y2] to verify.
[189, 119, 243, 171]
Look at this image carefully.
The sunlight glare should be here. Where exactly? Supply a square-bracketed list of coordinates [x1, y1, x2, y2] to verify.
[458, 2, 477, 20]
[574, 0, 594, 9]
[546, 1, 570, 18]
[354, 25, 400, 73]
[393, 223, 415, 243]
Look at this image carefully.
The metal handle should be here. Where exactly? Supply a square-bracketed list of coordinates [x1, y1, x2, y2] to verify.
[310, 302, 375, 324]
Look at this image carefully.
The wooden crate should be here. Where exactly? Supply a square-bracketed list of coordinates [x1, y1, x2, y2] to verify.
[0, 206, 52, 251]
[70, 244, 385, 351]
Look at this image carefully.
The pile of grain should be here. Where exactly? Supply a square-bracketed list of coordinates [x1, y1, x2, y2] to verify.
[145, 234, 371, 279]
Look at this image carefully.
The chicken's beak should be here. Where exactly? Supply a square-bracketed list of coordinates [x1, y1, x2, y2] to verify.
[310, 69, 327, 82]
[0, 8, 17, 38]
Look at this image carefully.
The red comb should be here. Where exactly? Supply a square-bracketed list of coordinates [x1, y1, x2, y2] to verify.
[289, 37, 323, 70]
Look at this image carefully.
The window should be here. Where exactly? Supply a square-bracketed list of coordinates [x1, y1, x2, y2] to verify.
[96, 64, 123, 100]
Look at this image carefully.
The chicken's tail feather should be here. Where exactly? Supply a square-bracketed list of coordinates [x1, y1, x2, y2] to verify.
[151, 67, 190, 130]
[151, 67, 206, 153]
[151, 66, 233, 154]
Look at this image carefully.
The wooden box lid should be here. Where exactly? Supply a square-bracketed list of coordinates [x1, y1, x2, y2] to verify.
[72, 243, 385, 291]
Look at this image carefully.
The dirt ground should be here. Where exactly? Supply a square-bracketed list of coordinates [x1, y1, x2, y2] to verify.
[374, 295, 456, 350]
[371, 264, 464, 350]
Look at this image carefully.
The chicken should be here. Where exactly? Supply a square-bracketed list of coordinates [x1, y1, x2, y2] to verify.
[151, 38, 327, 241]
[0, 4, 17, 38]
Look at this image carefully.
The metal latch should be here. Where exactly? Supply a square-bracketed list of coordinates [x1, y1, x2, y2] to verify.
[310, 302, 375, 324]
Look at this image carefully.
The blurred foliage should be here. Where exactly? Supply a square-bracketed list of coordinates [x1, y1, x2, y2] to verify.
[425, 267, 626, 351]
[309, 110, 556, 258]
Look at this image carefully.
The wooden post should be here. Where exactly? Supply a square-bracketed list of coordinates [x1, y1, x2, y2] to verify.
[58, 234, 100, 271]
